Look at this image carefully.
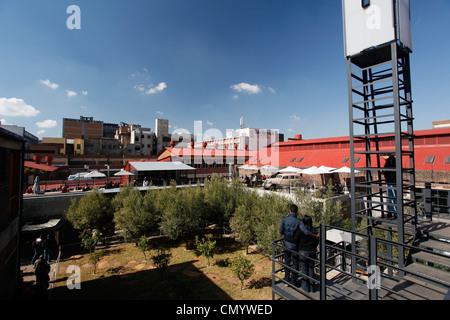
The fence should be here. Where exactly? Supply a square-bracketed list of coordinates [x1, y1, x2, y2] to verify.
[25, 177, 122, 193]
[271, 224, 450, 300]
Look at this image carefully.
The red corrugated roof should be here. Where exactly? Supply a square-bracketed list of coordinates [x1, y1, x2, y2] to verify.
[245, 128, 450, 171]
[158, 128, 450, 172]
[24, 161, 59, 172]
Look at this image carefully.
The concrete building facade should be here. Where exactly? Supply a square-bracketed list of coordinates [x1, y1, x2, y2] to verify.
[0, 127, 25, 299]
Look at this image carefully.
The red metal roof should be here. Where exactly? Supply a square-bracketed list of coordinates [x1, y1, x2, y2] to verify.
[24, 161, 59, 172]
[245, 128, 450, 171]
[157, 128, 450, 172]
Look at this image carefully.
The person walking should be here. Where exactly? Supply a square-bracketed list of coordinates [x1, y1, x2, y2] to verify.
[31, 234, 43, 264]
[283, 215, 319, 292]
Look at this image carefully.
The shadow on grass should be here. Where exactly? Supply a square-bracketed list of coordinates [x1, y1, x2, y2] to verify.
[51, 260, 232, 300]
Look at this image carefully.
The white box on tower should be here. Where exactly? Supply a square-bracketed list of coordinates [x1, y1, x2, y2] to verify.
[342, 0, 412, 58]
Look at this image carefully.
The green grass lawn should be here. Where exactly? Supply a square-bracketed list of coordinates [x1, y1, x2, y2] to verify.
[52, 236, 273, 300]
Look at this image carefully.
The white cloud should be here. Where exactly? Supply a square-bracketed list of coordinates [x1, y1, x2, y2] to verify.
[80, 105, 88, 109]
[0, 118, 9, 125]
[134, 84, 145, 92]
[268, 87, 276, 93]
[66, 90, 77, 97]
[156, 110, 164, 115]
[146, 82, 167, 95]
[0, 98, 40, 117]
[39, 79, 59, 90]
[131, 68, 150, 79]
[206, 120, 214, 126]
[82, 90, 88, 96]
[37, 130, 46, 135]
[36, 119, 57, 128]
[230, 82, 262, 95]
[289, 114, 301, 121]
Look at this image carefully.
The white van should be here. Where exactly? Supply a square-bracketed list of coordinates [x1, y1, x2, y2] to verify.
[67, 172, 91, 180]
[263, 173, 301, 190]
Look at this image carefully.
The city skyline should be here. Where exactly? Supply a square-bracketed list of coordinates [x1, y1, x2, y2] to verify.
[0, 0, 449, 141]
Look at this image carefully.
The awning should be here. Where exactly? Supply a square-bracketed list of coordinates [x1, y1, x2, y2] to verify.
[21, 219, 66, 233]
[128, 161, 196, 172]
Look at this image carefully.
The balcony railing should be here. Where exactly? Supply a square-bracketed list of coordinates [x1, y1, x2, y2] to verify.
[272, 224, 450, 300]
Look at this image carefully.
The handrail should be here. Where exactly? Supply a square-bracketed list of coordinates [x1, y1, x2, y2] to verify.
[272, 223, 450, 300]
[48, 246, 62, 300]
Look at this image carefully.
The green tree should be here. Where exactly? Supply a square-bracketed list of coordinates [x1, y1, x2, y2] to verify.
[230, 256, 255, 291]
[204, 175, 243, 236]
[80, 227, 99, 253]
[253, 193, 290, 255]
[66, 189, 113, 231]
[195, 234, 217, 266]
[137, 235, 151, 262]
[294, 180, 346, 228]
[230, 204, 256, 254]
[151, 249, 172, 281]
[79, 227, 104, 274]
[160, 185, 206, 244]
[113, 187, 158, 241]
[89, 250, 105, 275]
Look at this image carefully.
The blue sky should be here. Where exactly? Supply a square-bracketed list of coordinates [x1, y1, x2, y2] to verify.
[0, 0, 449, 141]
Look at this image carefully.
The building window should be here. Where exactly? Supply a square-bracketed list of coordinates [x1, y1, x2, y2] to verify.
[354, 157, 361, 163]
[425, 156, 436, 164]
[289, 157, 296, 162]
[342, 157, 349, 163]
[445, 156, 450, 164]
[297, 157, 304, 163]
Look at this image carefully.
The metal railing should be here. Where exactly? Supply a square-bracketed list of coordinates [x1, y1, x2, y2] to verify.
[416, 181, 450, 220]
[272, 224, 450, 300]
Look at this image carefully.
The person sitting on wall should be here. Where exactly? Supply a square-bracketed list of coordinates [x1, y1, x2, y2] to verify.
[61, 184, 69, 193]
[25, 186, 33, 194]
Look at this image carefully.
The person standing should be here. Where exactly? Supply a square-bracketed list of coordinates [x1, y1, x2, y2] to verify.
[283, 215, 319, 292]
[279, 205, 317, 286]
[34, 255, 50, 299]
[42, 234, 53, 263]
[279, 205, 301, 285]
[383, 155, 397, 219]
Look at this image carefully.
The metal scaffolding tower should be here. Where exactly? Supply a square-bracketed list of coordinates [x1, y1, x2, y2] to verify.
[347, 41, 418, 274]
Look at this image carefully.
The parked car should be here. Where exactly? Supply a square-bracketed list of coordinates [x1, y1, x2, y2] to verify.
[263, 173, 301, 190]
[67, 172, 91, 180]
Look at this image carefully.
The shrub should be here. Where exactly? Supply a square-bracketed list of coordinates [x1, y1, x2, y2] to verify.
[195, 234, 217, 266]
[230, 256, 255, 291]
[151, 249, 172, 281]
